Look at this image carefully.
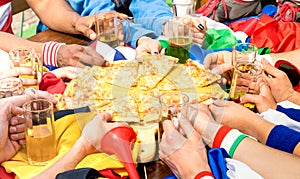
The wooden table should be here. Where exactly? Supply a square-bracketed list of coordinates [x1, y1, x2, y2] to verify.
[28, 29, 174, 179]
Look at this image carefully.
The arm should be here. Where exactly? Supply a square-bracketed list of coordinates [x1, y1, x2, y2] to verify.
[270, 48, 300, 70]
[26, 0, 82, 35]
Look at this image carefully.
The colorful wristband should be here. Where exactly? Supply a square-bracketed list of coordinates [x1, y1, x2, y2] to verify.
[42, 41, 65, 67]
[194, 171, 214, 179]
[212, 126, 248, 158]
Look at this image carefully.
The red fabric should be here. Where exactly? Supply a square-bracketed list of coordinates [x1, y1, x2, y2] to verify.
[98, 169, 127, 179]
[0, 166, 15, 179]
[251, 14, 300, 53]
[39, 72, 66, 94]
[1, 12, 13, 34]
[227, 18, 259, 36]
[212, 126, 232, 148]
[0, 0, 11, 6]
[194, 171, 215, 179]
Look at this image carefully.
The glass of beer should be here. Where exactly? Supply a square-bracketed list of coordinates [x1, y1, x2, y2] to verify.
[163, 18, 192, 64]
[159, 92, 189, 130]
[9, 48, 43, 90]
[0, 78, 24, 99]
[95, 15, 130, 48]
[23, 99, 56, 166]
[229, 61, 263, 111]
[172, 0, 195, 17]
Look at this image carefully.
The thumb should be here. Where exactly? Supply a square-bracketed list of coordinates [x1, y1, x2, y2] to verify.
[211, 63, 232, 74]
[99, 112, 113, 122]
[261, 58, 280, 78]
[77, 24, 97, 40]
[240, 94, 260, 105]
[162, 120, 177, 135]
[212, 99, 228, 107]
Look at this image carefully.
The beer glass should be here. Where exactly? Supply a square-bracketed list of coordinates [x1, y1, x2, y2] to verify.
[9, 48, 43, 90]
[163, 18, 192, 64]
[0, 78, 24, 99]
[172, 0, 195, 17]
[23, 99, 56, 166]
[95, 16, 130, 48]
[159, 92, 189, 132]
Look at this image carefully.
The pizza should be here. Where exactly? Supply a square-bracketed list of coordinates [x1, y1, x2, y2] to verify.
[54, 54, 228, 122]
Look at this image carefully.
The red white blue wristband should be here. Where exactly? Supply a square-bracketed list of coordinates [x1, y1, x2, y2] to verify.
[194, 171, 214, 179]
[42, 41, 65, 67]
[212, 125, 248, 158]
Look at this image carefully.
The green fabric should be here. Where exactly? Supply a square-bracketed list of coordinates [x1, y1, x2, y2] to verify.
[159, 39, 170, 55]
[203, 29, 238, 50]
[258, 47, 271, 55]
[166, 0, 173, 7]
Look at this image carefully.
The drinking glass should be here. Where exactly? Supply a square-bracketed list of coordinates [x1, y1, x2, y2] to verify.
[23, 99, 56, 166]
[172, 0, 195, 17]
[229, 61, 263, 111]
[163, 18, 192, 64]
[9, 48, 43, 90]
[95, 16, 130, 48]
[232, 43, 258, 65]
[159, 92, 189, 130]
[0, 78, 24, 99]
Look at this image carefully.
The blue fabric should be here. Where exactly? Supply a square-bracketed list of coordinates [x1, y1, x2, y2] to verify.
[208, 148, 229, 179]
[189, 44, 232, 64]
[266, 125, 300, 153]
[44, 65, 58, 71]
[277, 105, 300, 123]
[114, 49, 127, 61]
[36, 0, 173, 49]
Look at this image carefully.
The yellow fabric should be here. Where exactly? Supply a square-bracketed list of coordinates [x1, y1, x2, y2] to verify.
[1, 112, 127, 179]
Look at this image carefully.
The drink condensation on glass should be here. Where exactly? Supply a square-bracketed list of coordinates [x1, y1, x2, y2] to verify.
[0, 78, 24, 99]
[9, 48, 43, 90]
[229, 61, 263, 111]
[23, 99, 56, 166]
[163, 18, 192, 64]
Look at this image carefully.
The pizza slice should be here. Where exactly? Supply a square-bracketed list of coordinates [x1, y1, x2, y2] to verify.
[137, 54, 178, 90]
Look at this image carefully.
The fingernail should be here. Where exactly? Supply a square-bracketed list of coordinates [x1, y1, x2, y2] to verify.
[90, 33, 97, 40]
[198, 24, 204, 30]
[154, 51, 159, 54]
[10, 127, 16, 132]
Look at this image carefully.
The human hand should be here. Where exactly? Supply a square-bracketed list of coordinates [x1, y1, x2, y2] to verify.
[177, 15, 207, 45]
[240, 77, 277, 113]
[0, 67, 37, 86]
[135, 36, 165, 60]
[262, 59, 296, 102]
[203, 51, 232, 74]
[209, 99, 262, 138]
[9, 115, 26, 145]
[74, 11, 128, 40]
[181, 103, 220, 147]
[57, 44, 109, 68]
[79, 112, 127, 155]
[159, 117, 211, 179]
[50, 66, 79, 80]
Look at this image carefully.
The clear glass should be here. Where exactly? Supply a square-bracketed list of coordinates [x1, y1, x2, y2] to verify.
[95, 16, 130, 48]
[232, 43, 258, 65]
[9, 48, 43, 90]
[163, 18, 192, 64]
[23, 99, 56, 166]
[0, 78, 24, 98]
[229, 61, 263, 111]
[172, 0, 196, 17]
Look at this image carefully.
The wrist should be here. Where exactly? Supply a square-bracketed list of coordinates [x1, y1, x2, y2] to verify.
[42, 41, 66, 67]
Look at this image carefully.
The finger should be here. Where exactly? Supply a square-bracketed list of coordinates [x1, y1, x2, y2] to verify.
[192, 37, 204, 45]
[80, 47, 107, 66]
[211, 63, 233, 74]
[4, 67, 34, 77]
[212, 99, 228, 107]
[10, 132, 25, 141]
[240, 94, 261, 105]
[261, 59, 281, 78]
[203, 53, 216, 69]
[19, 78, 37, 86]
[160, 48, 166, 55]
[9, 123, 26, 133]
[35, 90, 57, 104]
[178, 115, 200, 143]
[2, 96, 31, 109]
[77, 24, 97, 40]
[99, 112, 113, 122]
[19, 139, 26, 146]
[10, 116, 25, 126]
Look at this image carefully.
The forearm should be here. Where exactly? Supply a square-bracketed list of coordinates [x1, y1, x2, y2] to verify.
[33, 137, 88, 178]
[234, 137, 300, 178]
[270, 49, 300, 70]
[26, 0, 80, 34]
[0, 32, 42, 53]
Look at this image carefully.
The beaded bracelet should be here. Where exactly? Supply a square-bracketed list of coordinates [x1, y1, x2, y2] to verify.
[42, 41, 65, 67]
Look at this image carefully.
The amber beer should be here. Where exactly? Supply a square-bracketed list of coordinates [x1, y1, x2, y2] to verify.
[98, 35, 119, 48]
[229, 62, 263, 111]
[169, 37, 191, 64]
[23, 99, 56, 166]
